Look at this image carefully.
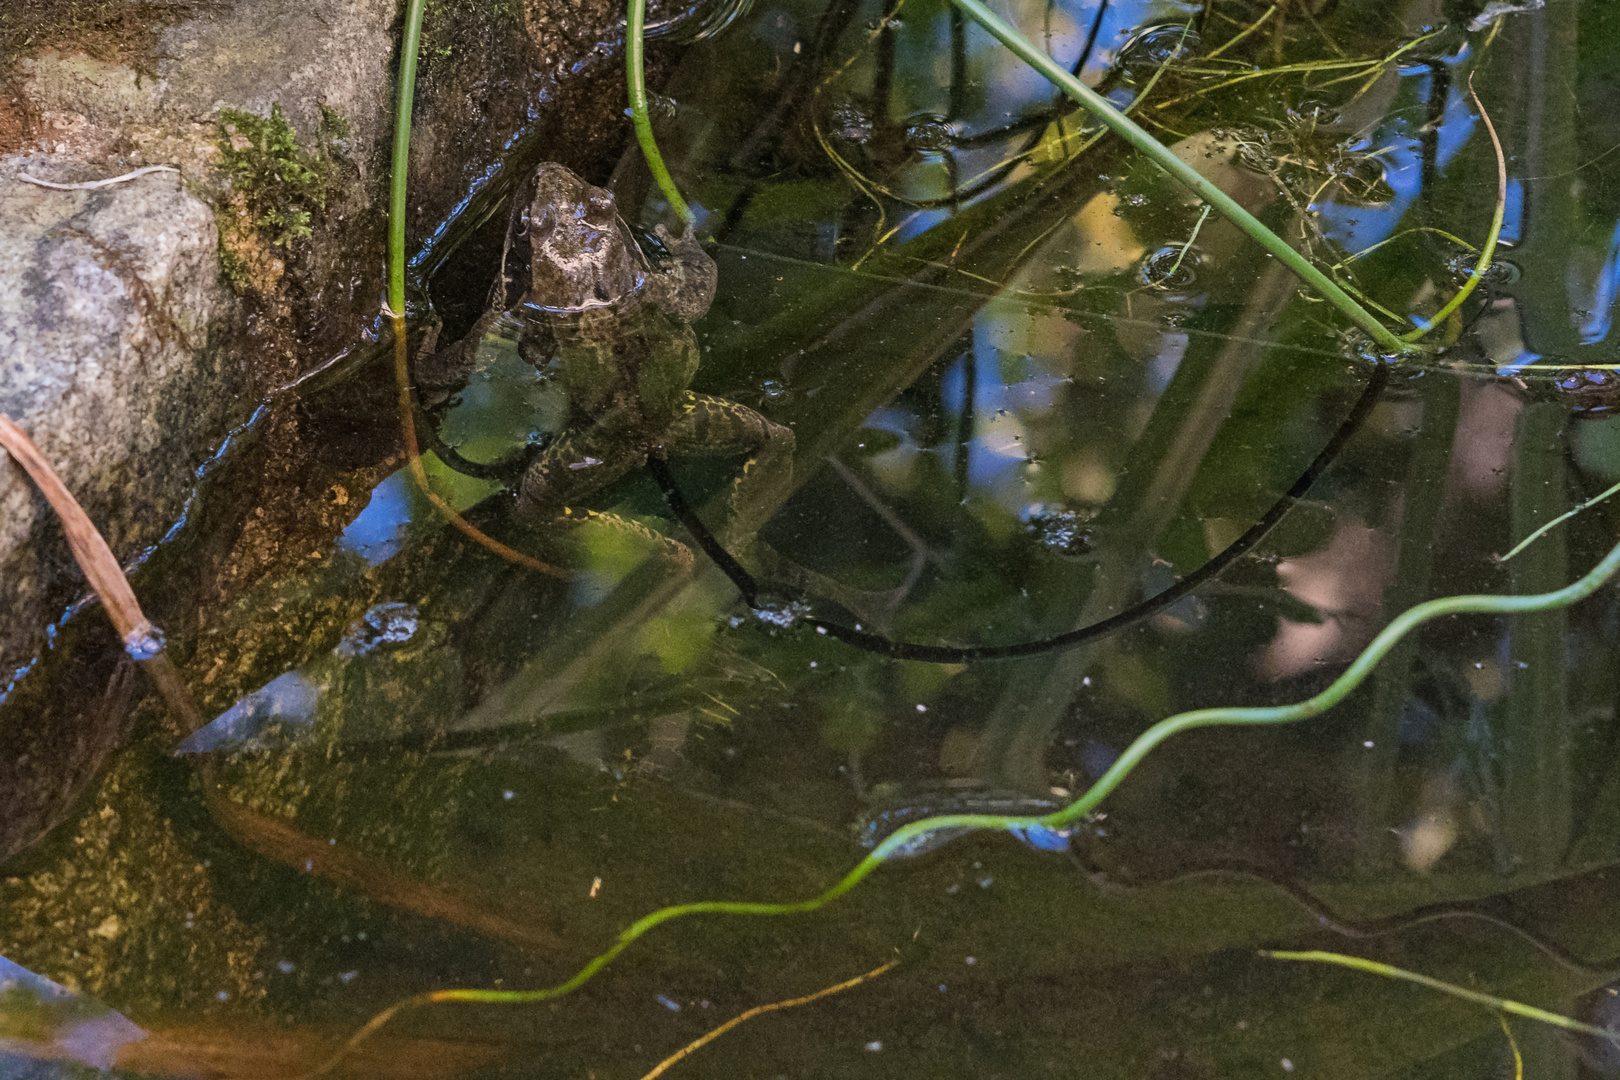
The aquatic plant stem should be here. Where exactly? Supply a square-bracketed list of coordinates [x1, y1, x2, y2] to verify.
[1158, 203, 1211, 285]
[628, 0, 696, 227]
[1501, 476, 1620, 563]
[1262, 950, 1617, 1041]
[391, 325, 565, 576]
[309, 529, 1620, 1076]
[388, 0, 427, 318]
[381, 0, 564, 576]
[1203, 3, 1276, 60]
[941, 0, 1413, 355]
[1402, 74, 1505, 343]
[638, 960, 898, 1079]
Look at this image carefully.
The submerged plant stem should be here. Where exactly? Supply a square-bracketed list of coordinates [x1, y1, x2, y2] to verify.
[1203, 3, 1276, 59]
[1500, 476, 1620, 563]
[1158, 203, 1211, 285]
[391, 321, 565, 576]
[383, 0, 563, 576]
[941, 0, 1414, 354]
[1402, 74, 1505, 342]
[638, 960, 898, 1079]
[310, 527, 1620, 1075]
[1262, 950, 1617, 1041]
[628, 0, 695, 226]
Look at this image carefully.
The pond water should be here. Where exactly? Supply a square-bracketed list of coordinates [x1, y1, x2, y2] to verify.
[8, 0, 1620, 1076]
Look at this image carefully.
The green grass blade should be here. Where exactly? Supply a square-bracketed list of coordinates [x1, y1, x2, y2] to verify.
[628, 0, 696, 226]
[943, 0, 1415, 356]
[389, 0, 428, 317]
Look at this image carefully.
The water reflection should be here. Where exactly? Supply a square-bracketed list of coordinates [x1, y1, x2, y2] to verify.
[0, 955, 146, 1071]
[13, 0, 1620, 1075]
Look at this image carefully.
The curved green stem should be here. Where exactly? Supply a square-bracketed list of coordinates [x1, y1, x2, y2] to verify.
[628, 0, 695, 227]
[1402, 74, 1505, 343]
[311, 531, 1620, 1077]
[389, 0, 429, 317]
[941, 0, 1413, 355]
[1263, 950, 1618, 1041]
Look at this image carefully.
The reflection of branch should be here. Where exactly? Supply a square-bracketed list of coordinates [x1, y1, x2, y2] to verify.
[827, 454, 946, 607]
[204, 791, 566, 952]
[653, 351, 1387, 662]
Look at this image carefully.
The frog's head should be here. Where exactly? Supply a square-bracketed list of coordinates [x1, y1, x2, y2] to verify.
[524, 162, 649, 313]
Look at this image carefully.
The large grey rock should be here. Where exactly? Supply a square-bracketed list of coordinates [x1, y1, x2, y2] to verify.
[0, 0, 685, 866]
[15, 0, 395, 168]
[0, 154, 236, 682]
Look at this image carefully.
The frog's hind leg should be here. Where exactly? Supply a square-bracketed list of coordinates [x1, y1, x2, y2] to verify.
[516, 425, 693, 571]
[661, 394, 794, 549]
[557, 506, 695, 574]
[515, 424, 644, 518]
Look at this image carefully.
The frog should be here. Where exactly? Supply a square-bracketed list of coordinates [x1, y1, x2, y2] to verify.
[416, 162, 792, 552]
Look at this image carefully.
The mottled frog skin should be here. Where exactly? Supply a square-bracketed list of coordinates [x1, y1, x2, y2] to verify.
[417, 162, 791, 545]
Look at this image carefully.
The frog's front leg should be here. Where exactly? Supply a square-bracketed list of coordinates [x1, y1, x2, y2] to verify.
[414, 307, 503, 390]
[660, 393, 794, 549]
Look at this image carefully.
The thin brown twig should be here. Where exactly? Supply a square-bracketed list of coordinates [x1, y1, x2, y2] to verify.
[0, 414, 202, 729]
[0, 416, 153, 648]
[392, 318, 566, 577]
[637, 959, 899, 1080]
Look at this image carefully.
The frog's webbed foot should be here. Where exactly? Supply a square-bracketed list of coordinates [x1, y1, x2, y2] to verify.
[661, 393, 794, 550]
[414, 311, 488, 390]
[513, 425, 643, 519]
[646, 224, 717, 324]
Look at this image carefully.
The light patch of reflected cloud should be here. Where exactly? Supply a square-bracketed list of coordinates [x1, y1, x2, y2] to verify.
[1257, 517, 1395, 681]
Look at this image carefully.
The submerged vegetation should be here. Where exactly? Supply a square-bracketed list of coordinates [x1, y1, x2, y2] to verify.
[8, 0, 1620, 1074]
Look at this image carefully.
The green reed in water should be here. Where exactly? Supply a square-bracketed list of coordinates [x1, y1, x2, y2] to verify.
[308, 490, 1620, 1075]
[321, 2, 1616, 1073]
[308, 437, 1620, 1072]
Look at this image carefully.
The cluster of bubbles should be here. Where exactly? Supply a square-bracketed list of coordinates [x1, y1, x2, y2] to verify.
[1025, 506, 1098, 557]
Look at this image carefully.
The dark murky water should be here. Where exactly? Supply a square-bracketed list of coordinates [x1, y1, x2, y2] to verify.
[9, 0, 1620, 1075]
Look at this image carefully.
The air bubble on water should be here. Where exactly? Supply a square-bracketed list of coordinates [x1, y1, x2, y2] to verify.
[1341, 332, 1404, 365]
[1284, 97, 1339, 127]
[1025, 506, 1097, 557]
[644, 0, 756, 43]
[1444, 252, 1519, 285]
[903, 113, 956, 154]
[1327, 154, 1390, 203]
[622, 95, 678, 122]
[761, 378, 786, 399]
[123, 624, 167, 661]
[1136, 245, 1204, 291]
[752, 596, 813, 629]
[829, 100, 874, 144]
[1124, 193, 1149, 207]
[1117, 24, 1200, 74]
